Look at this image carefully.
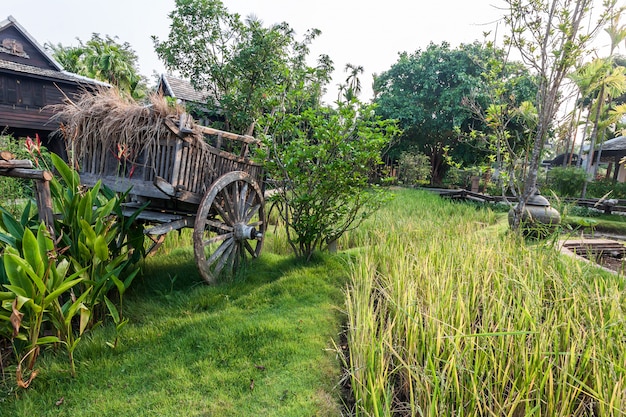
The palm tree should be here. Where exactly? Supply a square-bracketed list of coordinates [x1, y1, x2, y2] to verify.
[344, 63, 364, 98]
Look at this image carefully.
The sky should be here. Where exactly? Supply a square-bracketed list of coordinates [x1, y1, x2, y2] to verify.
[5, 0, 618, 103]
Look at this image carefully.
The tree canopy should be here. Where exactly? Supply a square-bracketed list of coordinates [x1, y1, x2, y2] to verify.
[46, 34, 148, 100]
[153, 0, 333, 135]
[373, 42, 535, 185]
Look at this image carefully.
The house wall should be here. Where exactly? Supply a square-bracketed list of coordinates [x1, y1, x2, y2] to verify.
[0, 73, 83, 132]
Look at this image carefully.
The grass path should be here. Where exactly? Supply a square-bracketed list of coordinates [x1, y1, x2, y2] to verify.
[4, 246, 348, 416]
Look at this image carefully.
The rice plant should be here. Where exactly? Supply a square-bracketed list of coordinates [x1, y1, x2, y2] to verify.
[344, 189, 626, 416]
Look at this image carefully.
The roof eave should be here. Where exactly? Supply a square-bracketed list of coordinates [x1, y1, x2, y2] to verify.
[1, 15, 64, 71]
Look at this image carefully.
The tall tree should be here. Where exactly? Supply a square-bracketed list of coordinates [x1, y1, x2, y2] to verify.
[503, 0, 616, 228]
[46, 34, 147, 100]
[343, 63, 364, 100]
[153, 0, 332, 135]
[374, 42, 517, 185]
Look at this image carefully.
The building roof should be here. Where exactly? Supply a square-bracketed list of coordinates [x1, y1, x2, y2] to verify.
[0, 15, 63, 70]
[158, 74, 212, 104]
[0, 15, 107, 87]
[0, 58, 108, 86]
[600, 136, 626, 152]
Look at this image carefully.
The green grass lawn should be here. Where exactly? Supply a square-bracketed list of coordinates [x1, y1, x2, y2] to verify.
[3, 241, 348, 416]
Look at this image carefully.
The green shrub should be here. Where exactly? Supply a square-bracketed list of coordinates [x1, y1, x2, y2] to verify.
[259, 101, 398, 260]
[0, 135, 33, 214]
[397, 151, 431, 185]
[0, 155, 145, 384]
[545, 166, 586, 197]
[586, 179, 626, 199]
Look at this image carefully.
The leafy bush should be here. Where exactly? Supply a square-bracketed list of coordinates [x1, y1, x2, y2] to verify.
[545, 166, 586, 197]
[259, 101, 399, 260]
[49, 153, 144, 326]
[397, 151, 431, 186]
[0, 223, 86, 384]
[586, 179, 626, 199]
[0, 135, 33, 214]
[0, 154, 145, 384]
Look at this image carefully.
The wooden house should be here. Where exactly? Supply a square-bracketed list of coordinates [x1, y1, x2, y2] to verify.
[588, 136, 626, 182]
[156, 74, 220, 127]
[0, 15, 107, 155]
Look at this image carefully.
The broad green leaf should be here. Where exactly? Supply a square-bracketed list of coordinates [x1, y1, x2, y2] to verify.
[94, 235, 109, 262]
[96, 195, 116, 219]
[19, 200, 33, 226]
[36, 222, 54, 259]
[22, 227, 44, 280]
[51, 153, 79, 189]
[3, 254, 35, 298]
[63, 290, 90, 326]
[110, 274, 125, 295]
[0, 232, 17, 248]
[80, 219, 97, 247]
[78, 190, 93, 224]
[123, 269, 140, 291]
[1, 211, 24, 241]
[79, 304, 90, 335]
[37, 336, 61, 345]
[43, 278, 82, 306]
[103, 295, 120, 323]
[0, 291, 15, 301]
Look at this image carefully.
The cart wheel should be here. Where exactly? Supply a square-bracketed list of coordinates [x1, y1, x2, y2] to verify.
[193, 171, 265, 284]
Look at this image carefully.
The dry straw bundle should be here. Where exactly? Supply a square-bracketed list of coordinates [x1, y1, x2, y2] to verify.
[51, 88, 200, 171]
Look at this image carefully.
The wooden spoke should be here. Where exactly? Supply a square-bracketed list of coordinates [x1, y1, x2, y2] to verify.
[212, 198, 233, 226]
[203, 232, 232, 247]
[204, 219, 233, 233]
[205, 238, 234, 267]
[244, 203, 261, 223]
[193, 171, 266, 284]
[243, 240, 257, 258]
[238, 182, 249, 220]
[213, 241, 236, 277]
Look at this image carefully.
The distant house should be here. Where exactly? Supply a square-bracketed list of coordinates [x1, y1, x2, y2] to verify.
[0, 15, 107, 155]
[588, 136, 626, 182]
[156, 74, 219, 127]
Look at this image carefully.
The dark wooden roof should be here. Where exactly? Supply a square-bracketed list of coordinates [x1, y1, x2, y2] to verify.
[0, 16, 108, 154]
[599, 136, 626, 153]
[0, 16, 106, 87]
[158, 74, 212, 104]
[0, 59, 108, 87]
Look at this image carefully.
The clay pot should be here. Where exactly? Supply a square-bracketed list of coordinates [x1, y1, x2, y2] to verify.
[508, 193, 561, 234]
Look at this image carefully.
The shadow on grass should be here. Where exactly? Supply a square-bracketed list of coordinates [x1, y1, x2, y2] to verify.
[125, 245, 333, 318]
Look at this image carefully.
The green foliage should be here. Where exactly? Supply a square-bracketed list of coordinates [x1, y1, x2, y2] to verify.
[0, 135, 35, 214]
[345, 188, 626, 415]
[48, 154, 142, 323]
[46, 34, 148, 100]
[0, 223, 85, 381]
[0, 154, 145, 385]
[397, 151, 431, 185]
[4, 248, 347, 415]
[586, 178, 626, 199]
[373, 42, 528, 184]
[153, 0, 333, 134]
[259, 101, 399, 260]
[545, 166, 587, 197]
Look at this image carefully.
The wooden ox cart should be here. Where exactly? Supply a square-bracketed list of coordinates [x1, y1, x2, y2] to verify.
[59, 92, 265, 284]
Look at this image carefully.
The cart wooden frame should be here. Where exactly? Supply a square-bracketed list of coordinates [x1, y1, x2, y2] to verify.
[77, 120, 266, 284]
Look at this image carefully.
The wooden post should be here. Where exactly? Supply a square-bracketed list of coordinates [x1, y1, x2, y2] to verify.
[0, 160, 55, 235]
[35, 175, 54, 230]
